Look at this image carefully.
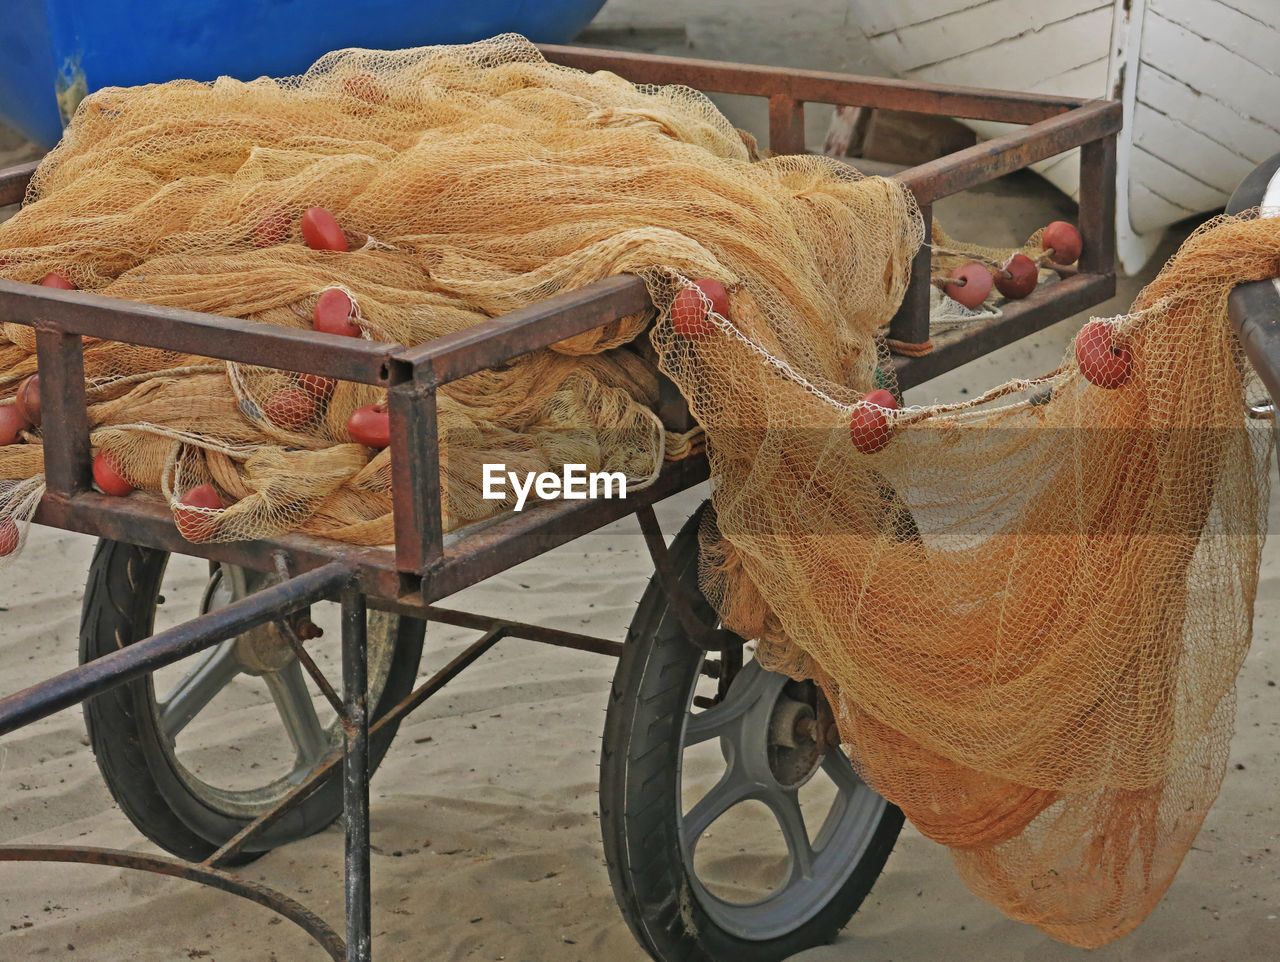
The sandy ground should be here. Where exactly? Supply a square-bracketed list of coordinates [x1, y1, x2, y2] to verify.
[2, 3, 1279, 960]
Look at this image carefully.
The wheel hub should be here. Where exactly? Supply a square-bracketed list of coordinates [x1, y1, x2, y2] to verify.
[204, 565, 307, 676]
[766, 695, 824, 786]
[676, 659, 890, 941]
[232, 622, 298, 675]
[150, 561, 409, 821]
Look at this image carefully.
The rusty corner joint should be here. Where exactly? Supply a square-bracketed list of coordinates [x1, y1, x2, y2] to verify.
[385, 365, 446, 582]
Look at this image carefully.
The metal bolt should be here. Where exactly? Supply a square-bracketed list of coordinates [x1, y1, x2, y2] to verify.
[295, 618, 324, 641]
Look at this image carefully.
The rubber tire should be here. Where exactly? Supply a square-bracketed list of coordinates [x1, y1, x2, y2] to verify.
[80, 538, 424, 864]
[600, 504, 904, 962]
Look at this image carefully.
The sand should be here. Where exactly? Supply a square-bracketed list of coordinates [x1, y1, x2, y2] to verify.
[1, 4, 1278, 960]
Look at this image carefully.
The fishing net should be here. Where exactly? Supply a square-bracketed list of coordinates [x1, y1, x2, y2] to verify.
[0, 33, 1273, 948]
[0, 34, 919, 545]
[674, 211, 1276, 946]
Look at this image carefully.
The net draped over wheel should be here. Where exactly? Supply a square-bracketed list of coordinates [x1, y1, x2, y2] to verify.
[0, 33, 1273, 948]
[666, 211, 1276, 947]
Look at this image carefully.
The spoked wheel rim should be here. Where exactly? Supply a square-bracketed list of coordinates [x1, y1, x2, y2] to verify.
[149, 561, 398, 819]
[677, 658, 890, 941]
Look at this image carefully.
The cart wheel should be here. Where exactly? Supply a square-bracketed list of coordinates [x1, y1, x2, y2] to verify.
[600, 504, 902, 961]
[80, 539, 424, 864]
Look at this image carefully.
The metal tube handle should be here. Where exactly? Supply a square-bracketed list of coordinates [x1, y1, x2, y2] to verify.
[1225, 152, 1280, 405]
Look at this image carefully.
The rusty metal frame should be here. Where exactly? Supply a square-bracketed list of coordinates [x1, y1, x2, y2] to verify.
[0, 560, 355, 734]
[635, 504, 740, 652]
[0, 53, 1120, 606]
[539, 44, 1121, 368]
[0, 44, 1123, 962]
[0, 160, 37, 206]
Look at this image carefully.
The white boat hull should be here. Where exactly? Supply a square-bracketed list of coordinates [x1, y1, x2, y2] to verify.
[852, 0, 1280, 272]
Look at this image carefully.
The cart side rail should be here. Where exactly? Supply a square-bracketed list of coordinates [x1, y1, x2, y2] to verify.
[0, 47, 1121, 604]
[0, 272, 662, 593]
[543, 44, 1121, 369]
[0, 160, 37, 207]
[0, 279, 400, 385]
[539, 45, 1088, 123]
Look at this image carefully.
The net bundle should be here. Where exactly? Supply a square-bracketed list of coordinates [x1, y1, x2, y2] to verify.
[0, 34, 1273, 947]
[0, 35, 918, 544]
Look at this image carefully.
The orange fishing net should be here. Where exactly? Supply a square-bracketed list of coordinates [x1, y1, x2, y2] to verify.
[0, 34, 1273, 948]
[672, 213, 1276, 945]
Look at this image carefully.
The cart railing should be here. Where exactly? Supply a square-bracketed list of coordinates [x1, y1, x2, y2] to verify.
[540, 45, 1122, 377]
[0, 160, 37, 206]
[0, 45, 1122, 613]
[0, 272, 704, 604]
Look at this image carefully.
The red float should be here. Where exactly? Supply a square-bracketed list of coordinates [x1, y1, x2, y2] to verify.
[670, 279, 731, 338]
[265, 387, 319, 430]
[16, 375, 40, 426]
[1042, 221, 1083, 265]
[40, 272, 75, 290]
[0, 517, 18, 556]
[253, 208, 292, 247]
[0, 405, 30, 445]
[994, 253, 1039, 299]
[850, 388, 900, 455]
[92, 452, 135, 496]
[301, 207, 349, 252]
[298, 373, 337, 401]
[1075, 320, 1133, 389]
[346, 404, 390, 448]
[313, 288, 362, 337]
[944, 262, 992, 309]
[175, 484, 224, 543]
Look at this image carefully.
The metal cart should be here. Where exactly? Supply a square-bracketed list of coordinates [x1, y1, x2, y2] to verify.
[0, 45, 1122, 961]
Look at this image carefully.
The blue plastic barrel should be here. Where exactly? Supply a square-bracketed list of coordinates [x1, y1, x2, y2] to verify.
[0, 0, 607, 148]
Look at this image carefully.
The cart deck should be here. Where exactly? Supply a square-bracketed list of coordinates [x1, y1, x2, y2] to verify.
[0, 45, 1124, 961]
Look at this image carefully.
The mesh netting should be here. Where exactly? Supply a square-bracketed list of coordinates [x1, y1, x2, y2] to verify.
[0, 34, 1273, 947]
[0, 34, 916, 544]
[671, 212, 1276, 946]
